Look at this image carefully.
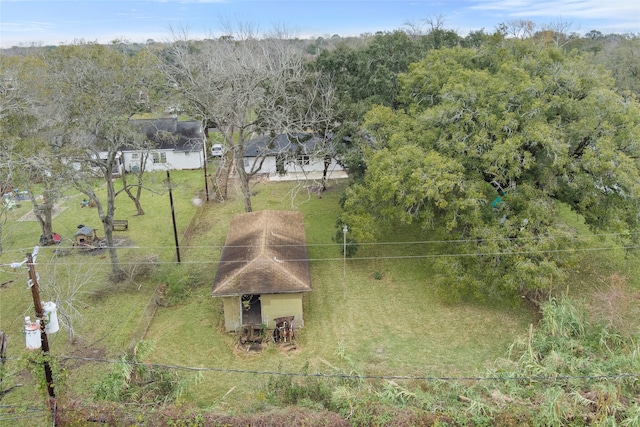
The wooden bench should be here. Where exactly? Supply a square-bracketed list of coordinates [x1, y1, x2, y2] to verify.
[112, 219, 129, 231]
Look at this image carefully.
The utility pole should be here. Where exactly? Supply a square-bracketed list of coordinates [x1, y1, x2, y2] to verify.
[26, 250, 56, 410]
[167, 170, 181, 263]
[343, 225, 348, 279]
[202, 136, 210, 202]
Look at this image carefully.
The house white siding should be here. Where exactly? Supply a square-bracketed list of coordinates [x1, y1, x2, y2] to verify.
[122, 149, 204, 172]
[123, 117, 205, 172]
[241, 133, 345, 177]
[244, 155, 343, 176]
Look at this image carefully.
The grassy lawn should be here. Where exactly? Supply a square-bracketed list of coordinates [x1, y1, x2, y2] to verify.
[0, 170, 204, 410]
[3, 170, 637, 418]
[142, 179, 535, 411]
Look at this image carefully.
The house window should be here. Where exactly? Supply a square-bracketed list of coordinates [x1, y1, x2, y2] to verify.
[152, 152, 167, 164]
[131, 153, 139, 160]
[296, 155, 310, 166]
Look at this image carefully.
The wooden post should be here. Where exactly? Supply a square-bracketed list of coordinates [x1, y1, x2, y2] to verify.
[167, 171, 181, 263]
[26, 252, 56, 409]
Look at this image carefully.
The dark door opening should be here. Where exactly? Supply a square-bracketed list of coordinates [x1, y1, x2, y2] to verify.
[241, 294, 262, 326]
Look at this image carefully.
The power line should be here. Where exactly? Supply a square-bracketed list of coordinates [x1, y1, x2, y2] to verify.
[8, 353, 638, 383]
[58, 355, 640, 383]
[2, 245, 638, 271]
[1, 230, 639, 258]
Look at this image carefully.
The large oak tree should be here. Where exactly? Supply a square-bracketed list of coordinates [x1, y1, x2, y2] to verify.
[340, 40, 640, 302]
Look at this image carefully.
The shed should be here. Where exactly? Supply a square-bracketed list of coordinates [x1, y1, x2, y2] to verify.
[74, 226, 98, 246]
[212, 210, 312, 332]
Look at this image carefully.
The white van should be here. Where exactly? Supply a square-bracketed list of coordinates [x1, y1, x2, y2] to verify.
[210, 144, 224, 157]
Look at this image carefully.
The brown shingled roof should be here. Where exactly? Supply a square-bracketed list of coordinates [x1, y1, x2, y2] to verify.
[211, 210, 312, 296]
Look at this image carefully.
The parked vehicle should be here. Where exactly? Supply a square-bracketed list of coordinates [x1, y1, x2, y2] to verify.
[210, 144, 224, 157]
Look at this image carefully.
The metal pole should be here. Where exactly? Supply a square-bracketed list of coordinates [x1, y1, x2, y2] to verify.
[202, 135, 210, 202]
[26, 252, 56, 404]
[167, 171, 181, 263]
[343, 225, 348, 279]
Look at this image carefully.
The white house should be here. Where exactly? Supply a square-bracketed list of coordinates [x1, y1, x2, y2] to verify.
[242, 133, 344, 177]
[122, 117, 205, 172]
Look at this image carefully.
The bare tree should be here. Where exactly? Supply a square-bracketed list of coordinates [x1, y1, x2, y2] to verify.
[505, 19, 537, 39]
[0, 58, 24, 255]
[119, 124, 157, 216]
[158, 25, 335, 212]
[539, 20, 576, 47]
[120, 152, 150, 216]
[42, 257, 97, 343]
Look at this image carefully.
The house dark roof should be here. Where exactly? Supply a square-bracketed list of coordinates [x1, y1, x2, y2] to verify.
[212, 210, 312, 297]
[126, 117, 204, 152]
[244, 133, 328, 158]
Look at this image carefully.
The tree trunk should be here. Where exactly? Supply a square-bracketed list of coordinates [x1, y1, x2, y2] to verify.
[122, 172, 145, 215]
[31, 191, 55, 245]
[0, 219, 4, 256]
[217, 153, 233, 200]
[235, 155, 252, 213]
[216, 128, 237, 201]
[321, 155, 331, 192]
[102, 169, 125, 282]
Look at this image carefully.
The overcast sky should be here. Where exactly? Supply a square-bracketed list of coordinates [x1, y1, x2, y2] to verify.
[1, 0, 639, 48]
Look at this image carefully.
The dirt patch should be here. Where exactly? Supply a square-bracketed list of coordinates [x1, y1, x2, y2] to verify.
[17, 199, 68, 222]
[63, 337, 109, 369]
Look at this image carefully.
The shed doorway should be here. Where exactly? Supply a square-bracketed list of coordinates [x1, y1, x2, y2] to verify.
[241, 294, 262, 326]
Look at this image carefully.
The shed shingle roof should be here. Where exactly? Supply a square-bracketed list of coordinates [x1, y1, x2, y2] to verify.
[211, 210, 312, 296]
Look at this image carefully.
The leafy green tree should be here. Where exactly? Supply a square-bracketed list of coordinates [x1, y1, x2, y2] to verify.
[43, 42, 162, 281]
[340, 40, 640, 303]
[313, 29, 463, 178]
[314, 31, 429, 121]
[593, 34, 640, 97]
[0, 51, 69, 248]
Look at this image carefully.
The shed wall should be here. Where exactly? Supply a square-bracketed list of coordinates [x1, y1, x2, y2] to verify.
[219, 293, 305, 332]
[261, 293, 304, 329]
[221, 296, 241, 332]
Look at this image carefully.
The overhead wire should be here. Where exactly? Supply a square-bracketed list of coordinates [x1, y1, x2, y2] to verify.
[3, 353, 638, 385]
[1, 229, 639, 258]
[1, 244, 638, 271]
[2, 224, 638, 386]
[57, 355, 640, 383]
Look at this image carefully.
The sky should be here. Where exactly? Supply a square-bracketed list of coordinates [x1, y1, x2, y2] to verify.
[1, 0, 639, 48]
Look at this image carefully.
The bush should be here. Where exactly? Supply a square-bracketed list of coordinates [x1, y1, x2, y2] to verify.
[155, 265, 203, 306]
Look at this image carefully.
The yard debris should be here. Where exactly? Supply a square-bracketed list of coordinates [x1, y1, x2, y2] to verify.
[272, 316, 295, 343]
[458, 395, 471, 403]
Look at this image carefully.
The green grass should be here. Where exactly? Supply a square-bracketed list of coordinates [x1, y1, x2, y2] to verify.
[0, 170, 204, 411]
[3, 171, 638, 421]
[142, 179, 534, 411]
